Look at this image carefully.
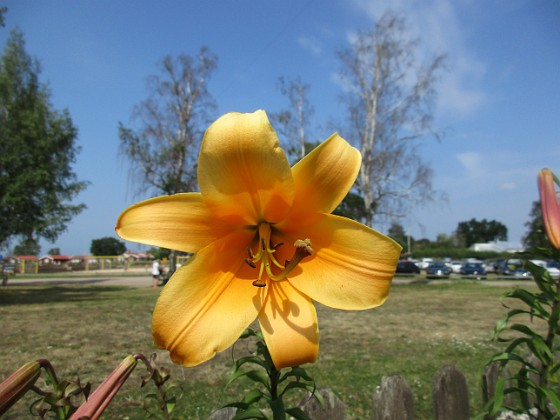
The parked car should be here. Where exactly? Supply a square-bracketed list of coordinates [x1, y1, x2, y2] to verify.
[495, 259, 523, 276]
[426, 261, 452, 279]
[530, 260, 560, 280]
[419, 258, 433, 271]
[512, 267, 532, 279]
[449, 261, 463, 274]
[460, 262, 487, 279]
[396, 260, 421, 275]
[484, 259, 498, 273]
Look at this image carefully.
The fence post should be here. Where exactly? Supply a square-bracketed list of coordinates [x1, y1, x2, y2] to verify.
[300, 387, 346, 419]
[372, 375, 415, 420]
[432, 364, 470, 420]
[209, 406, 236, 420]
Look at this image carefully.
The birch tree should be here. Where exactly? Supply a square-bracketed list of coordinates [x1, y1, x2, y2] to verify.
[270, 76, 314, 163]
[118, 47, 217, 196]
[338, 12, 446, 226]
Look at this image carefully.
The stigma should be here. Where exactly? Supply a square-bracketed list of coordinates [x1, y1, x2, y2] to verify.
[245, 223, 313, 287]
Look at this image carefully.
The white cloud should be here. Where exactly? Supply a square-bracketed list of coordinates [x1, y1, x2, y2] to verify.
[348, 0, 487, 118]
[456, 151, 485, 179]
[297, 36, 322, 56]
[501, 182, 517, 191]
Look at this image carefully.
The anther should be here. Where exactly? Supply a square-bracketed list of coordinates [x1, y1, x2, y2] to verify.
[244, 258, 256, 268]
[273, 242, 284, 250]
[247, 247, 254, 259]
[252, 279, 266, 287]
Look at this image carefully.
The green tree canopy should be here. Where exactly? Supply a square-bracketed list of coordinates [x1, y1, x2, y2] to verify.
[47, 247, 61, 255]
[90, 237, 126, 256]
[455, 218, 508, 248]
[387, 221, 407, 248]
[0, 29, 87, 247]
[13, 237, 40, 256]
[523, 201, 549, 249]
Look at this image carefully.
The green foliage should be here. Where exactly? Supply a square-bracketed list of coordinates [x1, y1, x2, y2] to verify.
[523, 201, 549, 249]
[0, 29, 87, 247]
[148, 247, 171, 261]
[456, 218, 508, 248]
[0, 6, 7, 27]
[26, 360, 91, 419]
[224, 328, 321, 420]
[137, 353, 183, 419]
[482, 246, 560, 418]
[90, 237, 126, 256]
[47, 247, 61, 256]
[13, 237, 40, 256]
[410, 247, 510, 261]
[387, 221, 407, 248]
[333, 192, 367, 222]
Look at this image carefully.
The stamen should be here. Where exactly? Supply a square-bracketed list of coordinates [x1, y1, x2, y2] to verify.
[244, 258, 256, 268]
[245, 222, 313, 287]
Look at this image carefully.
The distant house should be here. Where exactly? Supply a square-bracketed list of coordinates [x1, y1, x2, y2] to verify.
[122, 251, 151, 261]
[7, 256, 39, 274]
[469, 241, 524, 253]
[9, 255, 39, 263]
[39, 255, 72, 265]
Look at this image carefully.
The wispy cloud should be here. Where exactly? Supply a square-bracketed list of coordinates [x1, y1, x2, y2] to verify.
[347, 0, 487, 118]
[297, 35, 322, 56]
[456, 151, 486, 179]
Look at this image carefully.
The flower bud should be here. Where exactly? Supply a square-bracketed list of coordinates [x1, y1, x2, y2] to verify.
[70, 355, 137, 419]
[538, 168, 560, 249]
[0, 360, 42, 415]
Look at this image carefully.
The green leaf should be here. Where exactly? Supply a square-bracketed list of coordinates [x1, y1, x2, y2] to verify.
[227, 368, 270, 389]
[540, 386, 560, 415]
[490, 378, 506, 416]
[508, 323, 540, 338]
[232, 407, 267, 420]
[280, 380, 315, 397]
[245, 370, 270, 388]
[242, 389, 264, 405]
[285, 407, 312, 420]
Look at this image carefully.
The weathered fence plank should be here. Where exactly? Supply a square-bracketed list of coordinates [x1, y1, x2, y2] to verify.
[372, 374, 415, 420]
[300, 387, 346, 419]
[432, 364, 470, 420]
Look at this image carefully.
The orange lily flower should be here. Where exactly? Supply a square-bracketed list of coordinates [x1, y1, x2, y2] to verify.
[116, 111, 402, 369]
[538, 168, 560, 249]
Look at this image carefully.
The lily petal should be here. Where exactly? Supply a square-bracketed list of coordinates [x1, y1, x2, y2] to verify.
[116, 193, 229, 253]
[258, 281, 319, 369]
[152, 229, 266, 367]
[286, 214, 402, 310]
[198, 111, 294, 225]
[290, 133, 361, 215]
[538, 168, 560, 249]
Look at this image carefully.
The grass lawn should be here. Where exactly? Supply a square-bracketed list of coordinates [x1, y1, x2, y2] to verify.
[0, 281, 537, 419]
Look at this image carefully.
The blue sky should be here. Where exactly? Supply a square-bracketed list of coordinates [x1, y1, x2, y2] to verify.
[1, 0, 559, 255]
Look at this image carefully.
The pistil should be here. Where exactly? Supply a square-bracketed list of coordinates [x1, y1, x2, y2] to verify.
[245, 223, 313, 287]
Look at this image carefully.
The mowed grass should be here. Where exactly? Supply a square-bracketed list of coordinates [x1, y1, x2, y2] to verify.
[0, 281, 537, 419]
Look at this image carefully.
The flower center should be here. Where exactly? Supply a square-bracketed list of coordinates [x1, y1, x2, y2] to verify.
[245, 223, 313, 287]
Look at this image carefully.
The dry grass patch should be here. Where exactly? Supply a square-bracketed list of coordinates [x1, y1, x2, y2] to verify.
[0, 281, 538, 419]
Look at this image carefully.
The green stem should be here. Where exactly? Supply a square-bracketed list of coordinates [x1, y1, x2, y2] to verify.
[269, 365, 285, 420]
[538, 279, 560, 418]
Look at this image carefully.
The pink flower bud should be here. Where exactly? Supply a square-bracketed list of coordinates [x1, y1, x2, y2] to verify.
[538, 168, 560, 249]
[70, 355, 138, 419]
[0, 360, 42, 415]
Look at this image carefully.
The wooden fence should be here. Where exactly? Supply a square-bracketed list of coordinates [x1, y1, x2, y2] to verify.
[211, 363, 503, 420]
